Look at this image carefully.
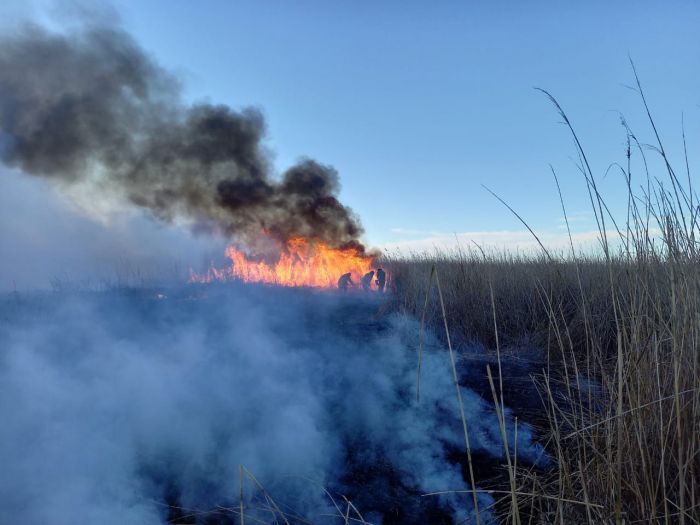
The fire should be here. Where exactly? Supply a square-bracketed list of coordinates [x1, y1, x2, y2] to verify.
[190, 237, 375, 288]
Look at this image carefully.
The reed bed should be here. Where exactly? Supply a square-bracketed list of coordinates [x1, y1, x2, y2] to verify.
[385, 70, 700, 523]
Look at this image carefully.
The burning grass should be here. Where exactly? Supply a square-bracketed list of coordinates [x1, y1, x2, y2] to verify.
[3, 59, 698, 524]
[189, 237, 376, 289]
[384, 72, 700, 523]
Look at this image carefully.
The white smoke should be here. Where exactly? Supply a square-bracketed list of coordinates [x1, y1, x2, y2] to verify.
[0, 167, 224, 292]
[0, 286, 548, 524]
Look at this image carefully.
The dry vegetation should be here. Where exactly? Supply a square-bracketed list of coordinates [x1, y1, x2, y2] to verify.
[385, 70, 700, 523]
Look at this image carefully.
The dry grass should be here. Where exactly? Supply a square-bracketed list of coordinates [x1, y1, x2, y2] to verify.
[384, 68, 700, 523]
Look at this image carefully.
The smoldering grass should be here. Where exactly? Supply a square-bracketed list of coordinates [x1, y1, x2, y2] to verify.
[3, 59, 698, 525]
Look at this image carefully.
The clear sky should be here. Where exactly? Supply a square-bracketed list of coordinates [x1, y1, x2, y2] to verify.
[111, 0, 700, 246]
[1, 1, 699, 287]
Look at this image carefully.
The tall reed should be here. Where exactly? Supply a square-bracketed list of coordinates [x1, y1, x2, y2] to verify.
[386, 69, 700, 523]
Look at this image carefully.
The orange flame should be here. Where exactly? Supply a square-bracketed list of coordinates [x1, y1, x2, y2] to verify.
[189, 237, 376, 288]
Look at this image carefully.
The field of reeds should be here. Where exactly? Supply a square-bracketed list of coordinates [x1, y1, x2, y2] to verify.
[385, 69, 700, 524]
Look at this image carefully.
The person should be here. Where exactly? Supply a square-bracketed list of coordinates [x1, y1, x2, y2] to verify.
[337, 272, 353, 291]
[361, 270, 375, 291]
[375, 268, 386, 293]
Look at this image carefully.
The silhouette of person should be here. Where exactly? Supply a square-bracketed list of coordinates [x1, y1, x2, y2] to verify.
[337, 272, 353, 291]
[361, 270, 375, 291]
[375, 268, 386, 293]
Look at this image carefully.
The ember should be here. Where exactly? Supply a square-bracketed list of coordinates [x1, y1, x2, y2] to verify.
[190, 237, 375, 288]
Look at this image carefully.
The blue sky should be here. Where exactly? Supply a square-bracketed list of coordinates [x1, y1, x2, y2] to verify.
[107, 0, 700, 248]
[1, 1, 699, 287]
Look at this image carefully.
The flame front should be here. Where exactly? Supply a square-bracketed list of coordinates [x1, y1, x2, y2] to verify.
[190, 237, 374, 288]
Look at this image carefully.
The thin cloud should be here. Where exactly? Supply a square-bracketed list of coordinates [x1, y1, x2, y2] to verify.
[379, 228, 618, 255]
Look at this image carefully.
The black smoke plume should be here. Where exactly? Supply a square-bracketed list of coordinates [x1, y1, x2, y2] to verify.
[0, 22, 365, 254]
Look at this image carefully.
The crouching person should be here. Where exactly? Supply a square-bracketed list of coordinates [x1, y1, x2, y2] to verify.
[338, 272, 353, 291]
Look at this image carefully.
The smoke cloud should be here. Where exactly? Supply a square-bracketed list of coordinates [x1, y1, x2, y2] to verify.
[0, 287, 548, 524]
[0, 20, 364, 254]
[0, 165, 229, 292]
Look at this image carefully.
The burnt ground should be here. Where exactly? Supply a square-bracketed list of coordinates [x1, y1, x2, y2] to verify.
[169, 285, 556, 523]
[1, 283, 557, 525]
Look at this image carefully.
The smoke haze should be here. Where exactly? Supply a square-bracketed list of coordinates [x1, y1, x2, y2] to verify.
[0, 287, 548, 524]
[0, 166, 227, 292]
[0, 9, 551, 525]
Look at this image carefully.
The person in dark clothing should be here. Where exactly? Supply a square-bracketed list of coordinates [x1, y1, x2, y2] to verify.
[337, 272, 353, 291]
[375, 268, 386, 293]
[361, 270, 375, 291]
